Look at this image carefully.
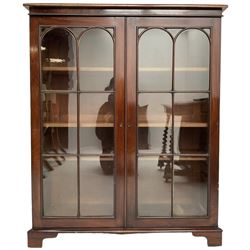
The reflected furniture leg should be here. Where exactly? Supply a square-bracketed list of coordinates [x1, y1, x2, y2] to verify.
[28, 230, 58, 248]
[158, 126, 170, 169]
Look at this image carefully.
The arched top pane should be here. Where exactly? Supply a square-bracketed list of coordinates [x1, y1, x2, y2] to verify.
[41, 28, 77, 90]
[79, 28, 114, 91]
[138, 28, 173, 91]
[175, 29, 210, 91]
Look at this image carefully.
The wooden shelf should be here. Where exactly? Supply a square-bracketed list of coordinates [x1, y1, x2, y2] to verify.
[80, 155, 113, 161]
[43, 113, 207, 127]
[42, 66, 113, 72]
[139, 122, 207, 127]
[43, 121, 207, 128]
[43, 122, 113, 128]
[45, 155, 114, 161]
[141, 156, 207, 161]
[42, 66, 208, 72]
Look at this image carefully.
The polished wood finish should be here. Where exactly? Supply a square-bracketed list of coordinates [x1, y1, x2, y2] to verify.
[29, 16, 125, 229]
[126, 16, 219, 228]
[192, 228, 222, 246]
[25, 4, 226, 247]
[27, 228, 222, 247]
[23, 3, 228, 10]
[23, 4, 227, 17]
[28, 230, 58, 248]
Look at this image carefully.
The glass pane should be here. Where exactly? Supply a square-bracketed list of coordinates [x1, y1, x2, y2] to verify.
[42, 94, 77, 154]
[41, 28, 77, 90]
[175, 29, 210, 91]
[203, 28, 210, 36]
[138, 93, 172, 154]
[43, 156, 77, 216]
[138, 156, 172, 217]
[174, 93, 209, 154]
[80, 93, 114, 154]
[79, 29, 114, 91]
[138, 29, 172, 91]
[80, 156, 114, 216]
[173, 156, 208, 216]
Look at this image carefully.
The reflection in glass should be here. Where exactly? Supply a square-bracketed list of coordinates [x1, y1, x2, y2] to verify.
[175, 29, 210, 91]
[80, 156, 114, 216]
[138, 28, 172, 91]
[42, 94, 77, 154]
[138, 156, 172, 217]
[80, 91, 114, 153]
[174, 93, 209, 154]
[43, 156, 77, 216]
[173, 156, 208, 216]
[79, 28, 113, 91]
[138, 93, 172, 154]
[41, 28, 77, 90]
[80, 79, 115, 175]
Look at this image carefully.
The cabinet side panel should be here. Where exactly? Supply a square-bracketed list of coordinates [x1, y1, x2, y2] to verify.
[209, 18, 221, 225]
[30, 16, 42, 227]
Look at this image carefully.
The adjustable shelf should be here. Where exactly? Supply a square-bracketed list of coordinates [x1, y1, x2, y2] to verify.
[42, 66, 208, 72]
[43, 121, 207, 128]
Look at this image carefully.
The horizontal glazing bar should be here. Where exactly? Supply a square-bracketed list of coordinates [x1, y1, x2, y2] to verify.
[42, 153, 77, 157]
[139, 67, 208, 72]
[41, 90, 115, 93]
[139, 156, 208, 161]
[138, 153, 209, 157]
[42, 153, 114, 157]
[43, 215, 115, 219]
[137, 90, 210, 93]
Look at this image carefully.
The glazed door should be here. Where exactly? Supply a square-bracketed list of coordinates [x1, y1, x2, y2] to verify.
[31, 17, 125, 228]
[126, 17, 220, 227]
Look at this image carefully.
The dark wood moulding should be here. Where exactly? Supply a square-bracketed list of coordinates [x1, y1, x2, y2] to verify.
[24, 3, 227, 17]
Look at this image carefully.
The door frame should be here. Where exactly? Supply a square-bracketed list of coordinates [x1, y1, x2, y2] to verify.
[126, 17, 221, 228]
[30, 16, 125, 228]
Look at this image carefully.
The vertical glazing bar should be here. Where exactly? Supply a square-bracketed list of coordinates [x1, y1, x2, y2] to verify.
[135, 26, 139, 218]
[112, 27, 116, 217]
[207, 31, 212, 217]
[76, 38, 80, 217]
[171, 37, 176, 217]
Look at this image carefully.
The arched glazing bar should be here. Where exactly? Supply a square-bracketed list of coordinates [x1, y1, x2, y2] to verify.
[40, 27, 77, 91]
[174, 28, 211, 43]
[138, 27, 210, 42]
[172, 28, 210, 217]
[137, 27, 175, 217]
[138, 27, 174, 91]
[77, 27, 114, 42]
[202, 28, 211, 37]
[138, 27, 174, 41]
[77, 27, 115, 216]
[41, 27, 79, 217]
[41, 26, 77, 41]
[174, 28, 210, 91]
[78, 27, 114, 91]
